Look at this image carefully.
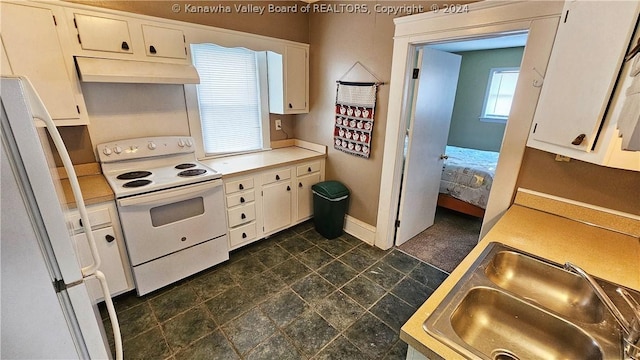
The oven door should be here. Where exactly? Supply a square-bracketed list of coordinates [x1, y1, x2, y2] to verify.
[116, 180, 227, 266]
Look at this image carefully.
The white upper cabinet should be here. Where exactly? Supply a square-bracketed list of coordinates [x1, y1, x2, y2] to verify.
[267, 45, 309, 114]
[0, 2, 89, 126]
[142, 25, 187, 60]
[74, 14, 133, 54]
[527, 0, 640, 170]
[66, 8, 189, 64]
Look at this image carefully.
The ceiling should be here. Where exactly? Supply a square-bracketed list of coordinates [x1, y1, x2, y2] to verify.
[427, 33, 529, 52]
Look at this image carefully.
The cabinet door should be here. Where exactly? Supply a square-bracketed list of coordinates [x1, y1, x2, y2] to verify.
[285, 46, 308, 112]
[1, 3, 84, 123]
[296, 173, 320, 222]
[262, 181, 292, 234]
[530, 1, 639, 151]
[141, 25, 187, 59]
[73, 227, 129, 301]
[74, 13, 133, 54]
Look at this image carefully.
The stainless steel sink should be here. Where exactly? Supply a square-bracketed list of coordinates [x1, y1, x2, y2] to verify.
[485, 250, 604, 324]
[424, 242, 638, 360]
[450, 287, 603, 360]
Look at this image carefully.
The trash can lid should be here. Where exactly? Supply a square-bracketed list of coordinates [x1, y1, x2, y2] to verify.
[312, 180, 350, 199]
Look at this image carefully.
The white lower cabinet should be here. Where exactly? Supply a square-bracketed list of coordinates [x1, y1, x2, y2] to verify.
[296, 162, 321, 222]
[67, 201, 133, 302]
[223, 159, 324, 250]
[224, 175, 259, 248]
[262, 180, 292, 234]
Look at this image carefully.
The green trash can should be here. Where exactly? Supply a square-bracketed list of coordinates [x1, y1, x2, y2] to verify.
[312, 181, 350, 239]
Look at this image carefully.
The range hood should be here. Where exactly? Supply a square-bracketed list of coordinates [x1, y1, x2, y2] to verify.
[75, 57, 200, 84]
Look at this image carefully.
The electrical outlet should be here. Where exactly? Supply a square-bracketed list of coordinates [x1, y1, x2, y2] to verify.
[275, 119, 282, 131]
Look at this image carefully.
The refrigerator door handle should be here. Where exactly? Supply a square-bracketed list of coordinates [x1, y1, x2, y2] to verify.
[19, 76, 102, 276]
[89, 270, 122, 360]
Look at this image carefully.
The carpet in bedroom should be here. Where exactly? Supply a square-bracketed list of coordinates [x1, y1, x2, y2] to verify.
[397, 207, 482, 273]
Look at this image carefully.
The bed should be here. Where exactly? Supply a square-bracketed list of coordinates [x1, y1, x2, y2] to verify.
[438, 145, 500, 218]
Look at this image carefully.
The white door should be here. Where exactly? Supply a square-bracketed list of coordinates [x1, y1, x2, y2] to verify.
[395, 47, 461, 245]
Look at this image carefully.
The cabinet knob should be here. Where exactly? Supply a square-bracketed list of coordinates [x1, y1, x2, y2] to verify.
[121, 41, 129, 51]
[240, 197, 245, 203]
[242, 232, 247, 239]
[149, 45, 157, 54]
[105, 234, 115, 243]
[241, 213, 246, 220]
[276, 175, 280, 180]
[299, 182, 303, 188]
[239, 184, 244, 190]
[308, 167, 312, 172]
[79, 218, 83, 227]
[288, 103, 293, 109]
[286, 186, 291, 191]
[181, 236, 187, 242]
[571, 133, 586, 145]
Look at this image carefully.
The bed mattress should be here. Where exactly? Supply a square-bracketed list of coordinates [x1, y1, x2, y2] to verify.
[439, 145, 499, 209]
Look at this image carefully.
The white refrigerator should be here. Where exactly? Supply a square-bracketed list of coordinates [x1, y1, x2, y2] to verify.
[1, 76, 122, 359]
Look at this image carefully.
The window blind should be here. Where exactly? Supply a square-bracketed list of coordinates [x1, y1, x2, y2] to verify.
[192, 44, 263, 155]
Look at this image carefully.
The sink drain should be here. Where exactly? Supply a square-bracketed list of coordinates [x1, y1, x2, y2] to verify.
[491, 350, 520, 360]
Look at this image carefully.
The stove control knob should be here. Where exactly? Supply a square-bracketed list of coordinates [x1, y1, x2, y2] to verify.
[185, 139, 193, 147]
[103, 147, 112, 156]
[113, 146, 123, 154]
[148, 142, 157, 150]
[178, 139, 185, 148]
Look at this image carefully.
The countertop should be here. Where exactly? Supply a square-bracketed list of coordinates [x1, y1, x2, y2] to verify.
[200, 140, 327, 177]
[401, 192, 640, 359]
[58, 163, 114, 208]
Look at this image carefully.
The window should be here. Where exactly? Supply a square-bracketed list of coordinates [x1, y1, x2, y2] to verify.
[481, 67, 519, 122]
[191, 44, 269, 156]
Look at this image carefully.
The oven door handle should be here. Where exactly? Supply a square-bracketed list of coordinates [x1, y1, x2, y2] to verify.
[117, 180, 222, 207]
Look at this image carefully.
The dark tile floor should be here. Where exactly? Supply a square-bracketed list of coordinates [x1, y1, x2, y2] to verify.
[101, 221, 448, 359]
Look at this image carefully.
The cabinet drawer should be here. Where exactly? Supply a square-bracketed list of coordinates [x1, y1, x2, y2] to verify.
[229, 222, 257, 247]
[226, 190, 255, 208]
[225, 178, 254, 194]
[296, 161, 321, 177]
[227, 203, 256, 228]
[262, 168, 291, 185]
[67, 207, 111, 231]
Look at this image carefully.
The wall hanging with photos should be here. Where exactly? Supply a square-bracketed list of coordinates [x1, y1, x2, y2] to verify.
[334, 62, 383, 159]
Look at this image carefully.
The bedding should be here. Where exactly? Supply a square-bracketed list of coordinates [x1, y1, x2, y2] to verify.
[439, 145, 499, 209]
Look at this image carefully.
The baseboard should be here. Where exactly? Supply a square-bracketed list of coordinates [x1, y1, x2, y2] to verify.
[344, 215, 376, 245]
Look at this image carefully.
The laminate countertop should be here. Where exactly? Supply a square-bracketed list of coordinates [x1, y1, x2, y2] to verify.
[201, 141, 327, 177]
[58, 163, 114, 208]
[401, 190, 640, 359]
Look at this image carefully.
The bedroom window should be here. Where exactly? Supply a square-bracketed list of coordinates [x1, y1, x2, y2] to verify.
[191, 44, 270, 156]
[480, 67, 519, 123]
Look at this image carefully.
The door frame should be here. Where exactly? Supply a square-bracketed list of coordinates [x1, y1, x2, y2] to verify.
[375, 1, 564, 250]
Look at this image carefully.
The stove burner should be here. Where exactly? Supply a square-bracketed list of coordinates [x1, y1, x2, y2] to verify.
[175, 163, 197, 170]
[123, 179, 152, 188]
[178, 169, 207, 177]
[117, 171, 152, 180]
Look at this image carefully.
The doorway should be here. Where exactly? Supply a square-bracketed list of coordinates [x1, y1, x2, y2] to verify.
[395, 34, 528, 271]
[375, 3, 562, 253]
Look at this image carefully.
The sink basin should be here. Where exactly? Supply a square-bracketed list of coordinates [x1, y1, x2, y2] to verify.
[450, 287, 602, 360]
[485, 250, 604, 324]
[423, 242, 635, 360]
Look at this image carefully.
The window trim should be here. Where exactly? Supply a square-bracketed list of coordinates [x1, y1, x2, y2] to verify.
[185, 45, 271, 160]
[479, 67, 520, 124]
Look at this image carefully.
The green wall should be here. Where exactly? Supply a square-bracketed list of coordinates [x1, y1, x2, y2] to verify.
[448, 47, 525, 152]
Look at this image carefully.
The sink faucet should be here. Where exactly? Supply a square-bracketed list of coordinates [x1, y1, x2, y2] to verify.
[564, 262, 640, 359]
